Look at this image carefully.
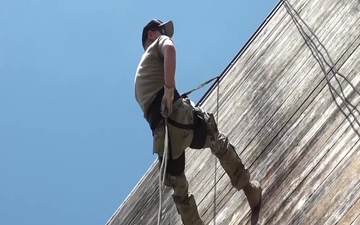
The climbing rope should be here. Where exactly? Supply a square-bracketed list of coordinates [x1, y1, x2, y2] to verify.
[213, 76, 220, 225]
[282, 0, 360, 137]
[157, 115, 169, 225]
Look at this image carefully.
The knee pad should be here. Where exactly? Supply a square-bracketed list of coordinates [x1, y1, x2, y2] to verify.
[166, 99, 214, 150]
[158, 151, 185, 176]
[189, 107, 208, 149]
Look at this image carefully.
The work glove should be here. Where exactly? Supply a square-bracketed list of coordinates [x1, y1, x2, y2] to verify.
[161, 86, 174, 117]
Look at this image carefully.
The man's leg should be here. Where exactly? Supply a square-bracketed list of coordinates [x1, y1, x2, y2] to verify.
[204, 113, 262, 210]
[158, 153, 204, 225]
[154, 97, 205, 224]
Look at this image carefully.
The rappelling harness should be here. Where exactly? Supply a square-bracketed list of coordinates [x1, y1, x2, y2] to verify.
[146, 87, 209, 151]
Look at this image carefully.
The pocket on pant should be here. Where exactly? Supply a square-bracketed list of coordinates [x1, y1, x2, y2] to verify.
[153, 123, 165, 156]
[168, 98, 194, 159]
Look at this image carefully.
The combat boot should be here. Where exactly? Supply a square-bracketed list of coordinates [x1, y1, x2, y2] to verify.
[173, 194, 204, 225]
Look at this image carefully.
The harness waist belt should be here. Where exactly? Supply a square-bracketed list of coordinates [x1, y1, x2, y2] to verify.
[146, 88, 207, 150]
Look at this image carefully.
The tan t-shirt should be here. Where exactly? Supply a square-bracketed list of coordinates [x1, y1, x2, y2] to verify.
[134, 35, 171, 117]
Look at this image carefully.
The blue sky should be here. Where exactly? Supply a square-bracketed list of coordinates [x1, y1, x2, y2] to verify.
[0, 0, 279, 224]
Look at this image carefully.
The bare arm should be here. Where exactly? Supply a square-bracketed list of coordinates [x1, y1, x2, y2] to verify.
[162, 38, 176, 88]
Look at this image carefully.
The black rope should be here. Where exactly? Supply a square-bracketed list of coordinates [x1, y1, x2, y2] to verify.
[181, 76, 220, 98]
[282, 0, 360, 137]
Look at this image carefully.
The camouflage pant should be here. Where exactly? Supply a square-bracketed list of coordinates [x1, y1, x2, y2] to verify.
[153, 97, 250, 224]
[153, 97, 219, 159]
[153, 97, 250, 187]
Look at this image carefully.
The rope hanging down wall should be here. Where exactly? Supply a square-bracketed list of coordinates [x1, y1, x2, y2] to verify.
[282, 0, 360, 137]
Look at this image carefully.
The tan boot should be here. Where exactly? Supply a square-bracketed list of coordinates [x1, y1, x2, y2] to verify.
[243, 180, 262, 210]
[173, 194, 204, 225]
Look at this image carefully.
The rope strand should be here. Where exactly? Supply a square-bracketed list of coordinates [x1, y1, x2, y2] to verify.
[158, 117, 169, 225]
[282, 0, 360, 137]
[213, 77, 220, 225]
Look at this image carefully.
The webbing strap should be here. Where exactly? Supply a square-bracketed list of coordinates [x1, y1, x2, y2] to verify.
[181, 76, 220, 98]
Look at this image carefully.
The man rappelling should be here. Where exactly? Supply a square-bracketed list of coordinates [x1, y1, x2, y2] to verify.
[134, 19, 262, 225]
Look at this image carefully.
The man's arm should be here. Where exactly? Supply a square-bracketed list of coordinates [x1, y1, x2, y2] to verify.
[162, 38, 176, 88]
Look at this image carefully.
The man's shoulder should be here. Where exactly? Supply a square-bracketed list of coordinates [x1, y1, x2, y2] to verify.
[158, 35, 173, 46]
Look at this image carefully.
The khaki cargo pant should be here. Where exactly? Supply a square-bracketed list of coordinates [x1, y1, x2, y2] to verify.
[153, 97, 250, 224]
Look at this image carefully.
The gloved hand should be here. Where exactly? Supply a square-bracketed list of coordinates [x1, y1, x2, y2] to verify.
[161, 86, 174, 117]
